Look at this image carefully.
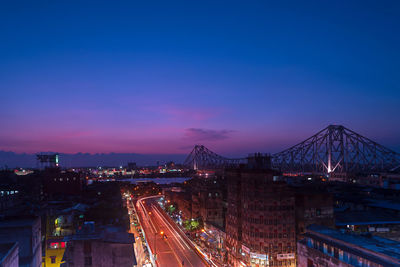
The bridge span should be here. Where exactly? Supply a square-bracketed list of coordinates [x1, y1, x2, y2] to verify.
[184, 125, 400, 175]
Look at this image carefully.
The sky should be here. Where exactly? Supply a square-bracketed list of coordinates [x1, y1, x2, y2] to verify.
[1, 0, 400, 157]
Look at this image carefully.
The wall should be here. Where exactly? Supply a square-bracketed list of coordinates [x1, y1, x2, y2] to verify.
[0, 218, 41, 267]
[65, 240, 135, 267]
[0, 244, 19, 267]
[297, 241, 351, 267]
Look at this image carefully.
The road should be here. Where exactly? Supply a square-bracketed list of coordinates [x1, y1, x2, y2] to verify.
[137, 196, 209, 267]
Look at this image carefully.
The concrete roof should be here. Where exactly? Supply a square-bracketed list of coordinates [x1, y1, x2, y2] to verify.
[0, 217, 39, 228]
[368, 199, 400, 211]
[307, 224, 400, 265]
[0, 243, 17, 263]
[335, 210, 400, 226]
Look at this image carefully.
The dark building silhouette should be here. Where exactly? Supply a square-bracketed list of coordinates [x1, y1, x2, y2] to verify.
[191, 174, 226, 229]
[43, 169, 83, 197]
[225, 154, 296, 267]
[294, 186, 335, 240]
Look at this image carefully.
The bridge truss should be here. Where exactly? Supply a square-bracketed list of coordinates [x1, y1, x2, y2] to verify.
[184, 145, 246, 170]
[271, 125, 400, 175]
[184, 125, 400, 174]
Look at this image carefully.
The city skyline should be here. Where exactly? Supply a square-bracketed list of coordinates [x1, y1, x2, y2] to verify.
[1, 1, 400, 155]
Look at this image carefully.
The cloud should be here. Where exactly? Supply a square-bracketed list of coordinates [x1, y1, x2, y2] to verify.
[184, 128, 234, 141]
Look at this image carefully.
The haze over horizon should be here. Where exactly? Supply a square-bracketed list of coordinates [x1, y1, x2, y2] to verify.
[1, 1, 400, 156]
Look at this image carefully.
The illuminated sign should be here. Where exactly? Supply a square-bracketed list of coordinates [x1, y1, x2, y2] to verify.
[250, 252, 267, 260]
[277, 253, 295, 260]
[242, 245, 250, 254]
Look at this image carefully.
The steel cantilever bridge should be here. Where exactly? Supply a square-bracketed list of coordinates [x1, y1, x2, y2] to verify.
[184, 125, 400, 175]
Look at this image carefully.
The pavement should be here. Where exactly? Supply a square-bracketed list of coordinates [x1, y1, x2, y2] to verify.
[127, 198, 150, 267]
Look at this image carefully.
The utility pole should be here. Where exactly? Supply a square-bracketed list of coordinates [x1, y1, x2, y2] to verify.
[154, 232, 157, 261]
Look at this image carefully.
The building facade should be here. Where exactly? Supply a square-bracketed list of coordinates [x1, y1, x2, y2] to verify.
[0, 217, 42, 267]
[191, 174, 226, 229]
[225, 165, 296, 267]
[63, 223, 136, 267]
[295, 187, 335, 240]
[0, 243, 18, 267]
[298, 224, 400, 267]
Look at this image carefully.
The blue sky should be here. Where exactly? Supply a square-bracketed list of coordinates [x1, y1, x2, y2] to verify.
[1, 1, 399, 155]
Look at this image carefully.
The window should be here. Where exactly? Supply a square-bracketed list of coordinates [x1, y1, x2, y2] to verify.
[51, 256, 56, 264]
[316, 208, 321, 216]
[84, 256, 92, 266]
[83, 241, 91, 254]
[334, 247, 339, 259]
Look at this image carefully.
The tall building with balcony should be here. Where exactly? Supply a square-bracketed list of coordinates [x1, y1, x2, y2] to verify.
[225, 154, 296, 267]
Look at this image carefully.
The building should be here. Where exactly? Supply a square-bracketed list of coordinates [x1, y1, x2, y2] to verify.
[203, 222, 226, 263]
[44, 208, 78, 267]
[163, 190, 192, 221]
[298, 224, 400, 267]
[43, 169, 83, 198]
[127, 162, 137, 170]
[63, 222, 136, 267]
[0, 171, 22, 214]
[0, 243, 18, 267]
[225, 154, 296, 267]
[0, 217, 41, 267]
[191, 174, 226, 229]
[294, 186, 335, 239]
[335, 209, 400, 241]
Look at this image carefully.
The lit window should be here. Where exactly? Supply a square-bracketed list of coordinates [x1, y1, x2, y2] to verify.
[61, 242, 66, 248]
[49, 242, 59, 249]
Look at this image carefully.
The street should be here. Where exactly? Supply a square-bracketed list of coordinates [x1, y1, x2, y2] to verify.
[137, 196, 209, 267]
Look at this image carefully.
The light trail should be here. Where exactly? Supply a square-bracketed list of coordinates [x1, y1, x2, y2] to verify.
[137, 195, 215, 267]
[151, 205, 195, 267]
[138, 195, 185, 267]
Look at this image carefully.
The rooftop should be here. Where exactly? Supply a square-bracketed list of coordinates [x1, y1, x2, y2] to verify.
[335, 210, 400, 226]
[64, 223, 134, 244]
[368, 199, 400, 211]
[0, 216, 39, 228]
[0, 243, 17, 263]
[307, 224, 400, 265]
